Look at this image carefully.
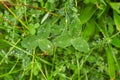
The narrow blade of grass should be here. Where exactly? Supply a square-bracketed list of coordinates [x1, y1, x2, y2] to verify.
[105, 45, 115, 80]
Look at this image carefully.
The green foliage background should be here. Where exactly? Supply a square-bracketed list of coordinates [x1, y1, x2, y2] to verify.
[0, 0, 120, 80]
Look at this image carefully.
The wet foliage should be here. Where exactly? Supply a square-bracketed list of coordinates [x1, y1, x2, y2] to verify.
[0, 0, 120, 80]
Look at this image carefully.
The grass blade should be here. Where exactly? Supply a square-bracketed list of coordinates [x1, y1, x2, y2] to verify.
[105, 45, 115, 80]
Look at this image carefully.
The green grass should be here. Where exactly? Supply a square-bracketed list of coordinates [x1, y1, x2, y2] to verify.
[0, 0, 120, 80]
